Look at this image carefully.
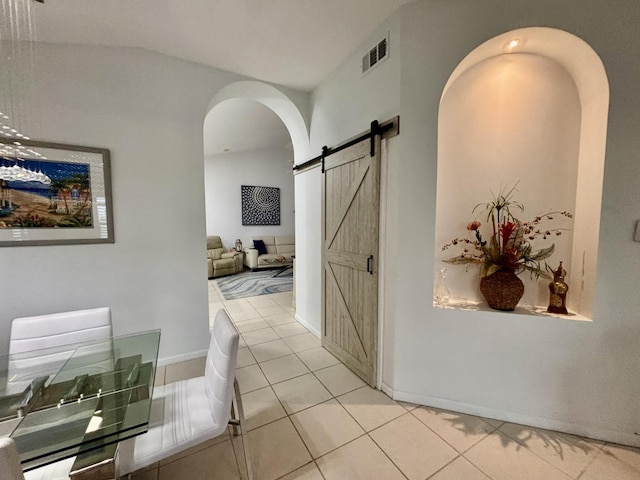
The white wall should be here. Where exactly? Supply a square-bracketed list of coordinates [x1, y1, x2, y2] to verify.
[0, 42, 309, 366]
[304, 0, 640, 446]
[295, 12, 401, 387]
[204, 147, 295, 248]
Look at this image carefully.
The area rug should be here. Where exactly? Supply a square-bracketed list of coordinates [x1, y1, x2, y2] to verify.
[215, 268, 293, 300]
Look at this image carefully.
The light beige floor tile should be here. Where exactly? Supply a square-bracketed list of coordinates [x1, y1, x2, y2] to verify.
[236, 364, 269, 394]
[259, 354, 310, 384]
[273, 322, 309, 338]
[464, 431, 572, 480]
[499, 422, 604, 478]
[242, 386, 287, 431]
[316, 435, 405, 480]
[600, 442, 640, 471]
[237, 347, 257, 368]
[429, 456, 491, 480]
[263, 312, 297, 327]
[230, 309, 263, 323]
[579, 444, 640, 480]
[283, 306, 297, 316]
[398, 400, 419, 411]
[242, 327, 280, 346]
[235, 318, 271, 333]
[158, 439, 240, 480]
[226, 303, 257, 314]
[271, 293, 294, 306]
[164, 356, 205, 384]
[255, 305, 286, 317]
[249, 339, 293, 362]
[247, 418, 312, 480]
[272, 373, 333, 414]
[412, 406, 495, 453]
[283, 332, 321, 353]
[278, 462, 324, 480]
[314, 363, 366, 396]
[158, 433, 231, 466]
[247, 296, 277, 307]
[370, 413, 458, 480]
[482, 416, 504, 428]
[290, 398, 365, 458]
[297, 347, 340, 371]
[337, 386, 406, 432]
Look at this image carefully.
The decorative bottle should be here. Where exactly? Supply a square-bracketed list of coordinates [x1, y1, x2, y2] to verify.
[235, 239, 243, 252]
[547, 261, 568, 314]
[434, 267, 451, 305]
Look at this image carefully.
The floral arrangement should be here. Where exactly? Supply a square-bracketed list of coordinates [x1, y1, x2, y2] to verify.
[442, 185, 572, 279]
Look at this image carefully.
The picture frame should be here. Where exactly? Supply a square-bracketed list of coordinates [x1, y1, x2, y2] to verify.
[241, 185, 280, 226]
[0, 138, 114, 246]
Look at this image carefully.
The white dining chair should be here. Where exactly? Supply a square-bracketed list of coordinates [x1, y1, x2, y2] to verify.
[116, 308, 253, 480]
[8, 307, 112, 480]
[0, 438, 25, 480]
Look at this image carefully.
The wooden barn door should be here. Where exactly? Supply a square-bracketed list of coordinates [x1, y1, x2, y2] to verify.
[322, 135, 380, 386]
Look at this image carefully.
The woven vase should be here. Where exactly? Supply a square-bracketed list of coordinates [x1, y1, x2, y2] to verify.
[479, 271, 524, 311]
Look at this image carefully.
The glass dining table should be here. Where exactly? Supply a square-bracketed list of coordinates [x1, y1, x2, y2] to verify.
[0, 330, 160, 479]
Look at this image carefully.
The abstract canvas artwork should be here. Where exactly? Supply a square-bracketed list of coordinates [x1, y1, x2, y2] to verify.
[241, 185, 280, 225]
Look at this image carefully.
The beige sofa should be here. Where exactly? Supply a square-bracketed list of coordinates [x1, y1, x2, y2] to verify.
[207, 236, 243, 278]
[244, 235, 295, 271]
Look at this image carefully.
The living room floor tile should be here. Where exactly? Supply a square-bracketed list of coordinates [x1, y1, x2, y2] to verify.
[236, 364, 269, 394]
[235, 318, 271, 333]
[411, 405, 495, 453]
[337, 386, 406, 432]
[314, 363, 366, 397]
[273, 322, 309, 338]
[242, 327, 280, 346]
[259, 354, 310, 384]
[283, 332, 321, 353]
[272, 373, 333, 414]
[499, 422, 604, 478]
[464, 430, 573, 480]
[247, 418, 312, 480]
[263, 312, 297, 327]
[241, 386, 287, 431]
[290, 398, 364, 458]
[236, 347, 256, 368]
[296, 347, 340, 371]
[255, 305, 286, 317]
[369, 413, 458, 480]
[249, 338, 293, 362]
[315, 435, 405, 480]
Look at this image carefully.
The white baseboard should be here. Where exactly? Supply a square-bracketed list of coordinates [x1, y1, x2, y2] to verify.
[295, 313, 320, 338]
[391, 389, 640, 448]
[380, 382, 394, 398]
[157, 349, 207, 367]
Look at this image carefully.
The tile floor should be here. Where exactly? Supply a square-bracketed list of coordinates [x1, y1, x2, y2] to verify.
[131, 282, 640, 480]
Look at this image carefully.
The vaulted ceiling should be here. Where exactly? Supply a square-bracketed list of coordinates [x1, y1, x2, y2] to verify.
[31, 0, 410, 154]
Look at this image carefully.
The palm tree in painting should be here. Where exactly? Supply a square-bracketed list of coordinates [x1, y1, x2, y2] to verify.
[48, 178, 70, 214]
[71, 173, 91, 202]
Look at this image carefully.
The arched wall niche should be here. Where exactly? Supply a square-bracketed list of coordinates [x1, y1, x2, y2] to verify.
[434, 27, 609, 320]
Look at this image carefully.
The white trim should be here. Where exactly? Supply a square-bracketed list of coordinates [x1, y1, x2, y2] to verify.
[376, 139, 388, 390]
[296, 313, 321, 338]
[156, 349, 208, 368]
[392, 389, 640, 448]
[380, 382, 394, 398]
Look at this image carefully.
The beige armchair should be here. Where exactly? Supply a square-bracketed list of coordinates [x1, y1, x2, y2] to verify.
[207, 236, 242, 278]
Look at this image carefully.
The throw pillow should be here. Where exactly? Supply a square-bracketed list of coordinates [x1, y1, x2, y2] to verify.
[253, 239, 268, 255]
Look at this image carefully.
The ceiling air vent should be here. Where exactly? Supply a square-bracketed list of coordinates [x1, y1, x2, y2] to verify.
[362, 33, 389, 76]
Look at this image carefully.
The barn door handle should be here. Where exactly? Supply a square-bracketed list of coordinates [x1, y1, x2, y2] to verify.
[367, 255, 374, 274]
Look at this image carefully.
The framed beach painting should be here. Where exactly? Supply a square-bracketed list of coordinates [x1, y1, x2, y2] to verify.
[0, 138, 114, 246]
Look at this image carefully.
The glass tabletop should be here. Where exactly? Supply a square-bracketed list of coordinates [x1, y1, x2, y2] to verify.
[0, 330, 160, 471]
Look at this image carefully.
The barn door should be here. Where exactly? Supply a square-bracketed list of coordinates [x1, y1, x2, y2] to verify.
[322, 135, 380, 386]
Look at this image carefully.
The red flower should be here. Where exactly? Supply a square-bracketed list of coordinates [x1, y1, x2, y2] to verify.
[467, 221, 481, 231]
[499, 222, 516, 244]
